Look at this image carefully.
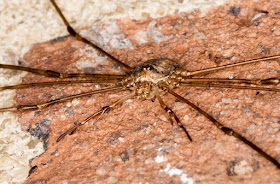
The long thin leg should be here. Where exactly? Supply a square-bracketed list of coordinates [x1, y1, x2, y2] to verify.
[180, 77, 280, 85]
[0, 79, 121, 91]
[156, 93, 192, 141]
[0, 64, 126, 79]
[57, 92, 133, 142]
[168, 88, 280, 169]
[175, 55, 280, 77]
[49, 0, 132, 70]
[0, 86, 124, 112]
[179, 82, 280, 92]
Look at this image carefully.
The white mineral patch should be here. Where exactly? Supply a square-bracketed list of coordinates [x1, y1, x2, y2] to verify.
[147, 20, 173, 44]
[233, 160, 254, 175]
[154, 155, 165, 163]
[136, 31, 149, 45]
[160, 163, 193, 184]
[80, 21, 133, 52]
[0, 113, 43, 183]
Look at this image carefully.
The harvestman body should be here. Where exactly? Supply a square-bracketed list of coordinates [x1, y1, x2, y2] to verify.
[0, 0, 279, 171]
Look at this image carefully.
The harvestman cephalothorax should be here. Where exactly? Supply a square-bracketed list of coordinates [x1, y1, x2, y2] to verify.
[0, 0, 279, 176]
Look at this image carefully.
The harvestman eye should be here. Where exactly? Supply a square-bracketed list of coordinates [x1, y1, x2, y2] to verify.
[0, 0, 279, 181]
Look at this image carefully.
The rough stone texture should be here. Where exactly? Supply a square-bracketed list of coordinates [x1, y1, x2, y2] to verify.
[1, 0, 233, 183]
[13, 0, 280, 183]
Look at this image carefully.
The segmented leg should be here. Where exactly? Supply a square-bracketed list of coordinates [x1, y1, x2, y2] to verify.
[0, 86, 124, 112]
[179, 83, 280, 92]
[0, 79, 122, 91]
[0, 64, 125, 79]
[180, 77, 280, 85]
[50, 0, 132, 70]
[174, 55, 280, 77]
[156, 93, 192, 142]
[57, 92, 134, 142]
[168, 88, 280, 169]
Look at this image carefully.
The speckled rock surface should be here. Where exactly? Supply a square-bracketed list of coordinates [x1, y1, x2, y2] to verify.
[15, 0, 280, 183]
[1, 0, 234, 183]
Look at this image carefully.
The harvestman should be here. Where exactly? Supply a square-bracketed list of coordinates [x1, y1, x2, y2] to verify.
[0, 0, 279, 169]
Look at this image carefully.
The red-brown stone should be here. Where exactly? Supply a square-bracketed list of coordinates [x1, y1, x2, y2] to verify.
[17, 0, 280, 183]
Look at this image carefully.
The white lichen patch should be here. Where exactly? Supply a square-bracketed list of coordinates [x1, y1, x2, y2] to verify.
[160, 163, 194, 184]
[76, 53, 108, 70]
[184, 115, 190, 121]
[80, 21, 133, 52]
[136, 31, 149, 45]
[147, 20, 173, 44]
[154, 155, 165, 163]
[232, 160, 254, 175]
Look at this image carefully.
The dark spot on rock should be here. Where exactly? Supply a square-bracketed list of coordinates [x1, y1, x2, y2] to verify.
[50, 35, 69, 44]
[96, 65, 104, 71]
[106, 131, 121, 145]
[31, 179, 45, 184]
[45, 93, 54, 99]
[162, 147, 172, 155]
[213, 55, 224, 65]
[28, 165, 38, 176]
[182, 32, 188, 36]
[135, 124, 149, 132]
[130, 148, 138, 156]
[84, 67, 96, 74]
[112, 63, 121, 71]
[175, 98, 180, 102]
[226, 56, 233, 60]
[255, 20, 261, 26]
[172, 23, 179, 27]
[18, 59, 27, 66]
[120, 150, 129, 162]
[50, 149, 58, 155]
[244, 107, 251, 113]
[256, 91, 260, 95]
[229, 7, 240, 16]
[64, 107, 75, 117]
[29, 120, 50, 151]
[227, 160, 238, 176]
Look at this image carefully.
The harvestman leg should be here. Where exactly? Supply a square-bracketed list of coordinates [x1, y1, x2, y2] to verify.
[0, 86, 124, 112]
[0, 63, 125, 90]
[167, 88, 280, 169]
[156, 93, 192, 141]
[180, 77, 280, 86]
[49, 0, 132, 70]
[175, 55, 280, 77]
[179, 77, 280, 92]
[180, 83, 280, 92]
[0, 0, 132, 90]
[0, 63, 125, 79]
[0, 79, 121, 91]
[57, 92, 134, 142]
